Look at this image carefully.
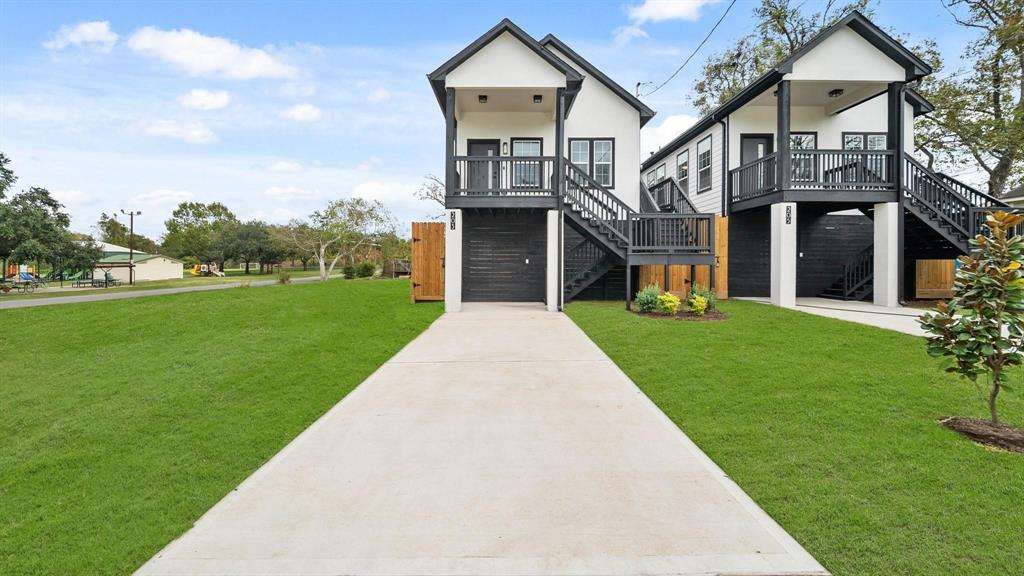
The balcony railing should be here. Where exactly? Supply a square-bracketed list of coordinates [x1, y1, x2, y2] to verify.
[730, 149, 896, 203]
[629, 213, 715, 256]
[450, 156, 556, 196]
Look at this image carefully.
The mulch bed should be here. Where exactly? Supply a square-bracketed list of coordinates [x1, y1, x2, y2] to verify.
[631, 309, 729, 322]
[941, 417, 1024, 453]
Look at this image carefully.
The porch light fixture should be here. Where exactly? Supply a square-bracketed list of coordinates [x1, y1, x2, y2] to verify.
[478, 94, 488, 103]
[828, 88, 845, 98]
[533, 94, 543, 104]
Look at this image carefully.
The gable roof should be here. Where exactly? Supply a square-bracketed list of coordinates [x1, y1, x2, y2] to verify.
[427, 18, 583, 114]
[539, 34, 656, 127]
[642, 10, 934, 170]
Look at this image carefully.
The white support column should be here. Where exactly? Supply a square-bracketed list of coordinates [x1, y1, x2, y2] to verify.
[444, 209, 462, 313]
[873, 202, 900, 308]
[770, 202, 797, 308]
[546, 210, 559, 312]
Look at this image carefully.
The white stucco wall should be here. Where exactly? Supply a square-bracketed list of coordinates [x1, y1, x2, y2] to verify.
[547, 46, 643, 210]
[446, 32, 566, 89]
[455, 112, 556, 156]
[787, 27, 905, 82]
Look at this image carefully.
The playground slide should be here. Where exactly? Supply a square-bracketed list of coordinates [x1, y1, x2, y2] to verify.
[211, 270, 226, 277]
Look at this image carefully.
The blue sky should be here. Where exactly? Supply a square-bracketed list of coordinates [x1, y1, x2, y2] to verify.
[0, 0, 977, 239]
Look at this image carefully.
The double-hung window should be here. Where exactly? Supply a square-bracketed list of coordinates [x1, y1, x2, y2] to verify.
[696, 136, 712, 193]
[843, 133, 887, 151]
[511, 139, 542, 189]
[676, 150, 689, 194]
[569, 138, 614, 188]
[789, 133, 817, 183]
[842, 133, 888, 183]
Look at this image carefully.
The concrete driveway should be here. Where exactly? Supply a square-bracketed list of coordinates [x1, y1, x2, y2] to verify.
[137, 303, 828, 576]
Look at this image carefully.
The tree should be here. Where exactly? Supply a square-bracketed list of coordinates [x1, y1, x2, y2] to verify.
[0, 152, 15, 199]
[219, 220, 278, 274]
[286, 197, 397, 281]
[692, 0, 872, 114]
[916, 0, 1024, 196]
[0, 187, 72, 275]
[415, 174, 446, 215]
[920, 211, 1024, 424]
[161, 202, 237, 264]
[95, 213, 159, 253]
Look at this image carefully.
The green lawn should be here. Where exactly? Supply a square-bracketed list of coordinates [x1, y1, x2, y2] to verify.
[0, 279, 442, 575]
[567, 300, 1024, 576]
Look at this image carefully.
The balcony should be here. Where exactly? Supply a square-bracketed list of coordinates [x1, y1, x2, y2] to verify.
[729, 149, 898, 210]
[446, 156, 558, 209]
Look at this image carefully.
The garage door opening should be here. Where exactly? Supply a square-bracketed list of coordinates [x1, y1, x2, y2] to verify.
[462, 209, 547, 302]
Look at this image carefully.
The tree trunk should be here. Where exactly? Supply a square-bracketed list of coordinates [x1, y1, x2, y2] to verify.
[989, 370, 1002, 425]
[989, 154, 1016, 198]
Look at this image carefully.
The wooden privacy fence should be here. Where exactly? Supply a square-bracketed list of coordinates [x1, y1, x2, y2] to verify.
[916, 259, 955, 299]
[410, 222, 445, 303]
[638, 216, 729, 299]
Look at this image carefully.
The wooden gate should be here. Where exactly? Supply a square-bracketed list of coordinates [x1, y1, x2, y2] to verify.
[916, 259, 955, 299]
[410, 222, 445, 302]
[638, 216, 729, 299]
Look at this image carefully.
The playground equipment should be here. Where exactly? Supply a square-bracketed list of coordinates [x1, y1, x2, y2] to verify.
[190, 263, 226, 277]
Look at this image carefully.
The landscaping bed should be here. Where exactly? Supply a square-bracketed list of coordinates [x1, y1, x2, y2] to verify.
[631, 309, 728, 321]
[941, 417, 1024, 453]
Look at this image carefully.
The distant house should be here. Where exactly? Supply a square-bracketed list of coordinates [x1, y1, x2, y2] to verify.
[92, 242, 183, 282]
[1002, 186, 1024, 208]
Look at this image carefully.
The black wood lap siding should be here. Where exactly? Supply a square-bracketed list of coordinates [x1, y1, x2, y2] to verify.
[462, 210, 547, 302]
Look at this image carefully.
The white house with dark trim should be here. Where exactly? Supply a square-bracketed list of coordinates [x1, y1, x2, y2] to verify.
[430, 13, 1010, 312]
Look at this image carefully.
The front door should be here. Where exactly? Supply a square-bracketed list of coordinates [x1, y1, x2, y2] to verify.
[740, 135, 773, 165]
[467, 140, 500, 193]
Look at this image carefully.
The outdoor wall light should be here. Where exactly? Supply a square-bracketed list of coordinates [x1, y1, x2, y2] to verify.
[533, 94, 543, 104]
[502, 142, 508, 155]
[828, 88, 845, 98]
[478, 94, 488, 103]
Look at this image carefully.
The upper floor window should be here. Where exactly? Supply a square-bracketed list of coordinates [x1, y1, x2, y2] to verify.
[511, 138, 542, 188]
[790, 132, 817, 182]
[570, 138, 615, 188]
[676, 150, 689, 194]
[696, 136, 712, 193]
[654, 163, 666, 184]
[843, 133, 887, 150]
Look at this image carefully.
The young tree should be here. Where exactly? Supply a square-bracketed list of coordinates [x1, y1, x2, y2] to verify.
[691, 0, 872, 114]
[287, 197, 397, 281]
[920, 211, 1024, 425]
[916, 0, 1024, 196]
[415, 174, 446, 210]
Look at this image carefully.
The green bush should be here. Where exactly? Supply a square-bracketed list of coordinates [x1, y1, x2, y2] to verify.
[342, 264, 357, 279]
[688, 294, 709, 316]
[357, 261, 376, 278]
[689, 284, 717, 312]
[277, 271, 291, 284]
[634, 284, 661, 313]
[656, 292, 682, 315]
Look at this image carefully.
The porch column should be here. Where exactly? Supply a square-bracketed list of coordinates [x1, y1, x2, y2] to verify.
[776, 80, 791, 193]
[770, 202, 797, 308]
[546, 210, 560, 312]
[445, 87, 456, 196]
[555, 87, 565, 310]
[444, 209, 462, 313]
[887, 81, 906, 301]
[873, 202, 900, 308]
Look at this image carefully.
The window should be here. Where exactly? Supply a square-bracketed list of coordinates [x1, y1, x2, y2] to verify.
[569, 138, 615, 187]
[696, 136, 712, 192]
[789, 132, 817, 182]
[646, 170, 656, 186]
[843, 133, 887, 150]
[511, 138, 542, 188]
[676, 150, 689, 194]
[654, 163, 666, 183]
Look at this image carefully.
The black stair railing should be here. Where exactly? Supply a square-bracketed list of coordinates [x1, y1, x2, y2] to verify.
[935, 173, 1008, 209]
[903, 155, 972, 241]
[648, 176, 698, 214]
[843, 245, 874, 300]
[563, 161, 633, 244]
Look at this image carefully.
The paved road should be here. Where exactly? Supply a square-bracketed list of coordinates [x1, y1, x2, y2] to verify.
[136, 303, 828, 576]
[0, 274, 342, 310]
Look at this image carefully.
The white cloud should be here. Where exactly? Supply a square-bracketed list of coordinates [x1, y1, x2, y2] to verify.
[367, 88, 391, 103]
[43, 21, 118, 52]
[130, 189, 195, 208]
[126, 26, 297, 79]
[357, 156, 383, 171]
[264, 185, 321, 201]
[267, 160, 303, 173]
[52, 189, 89, 204]
[627, 0, 719, 24]
[280, 103, 321, 122]
[617, 0, 720, 45]
[141, 120, 217, 144]
[279, 82, 316, 97]
[352, 181, 417, 203]
[641, 113, 698, 158]
[177, 89, 231, 110]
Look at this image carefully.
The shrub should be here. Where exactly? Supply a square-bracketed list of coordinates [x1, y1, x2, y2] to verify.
[357, 261, 376, 278]
[342, 264, 357, 279]
[656, 292, 682, 315]
[634, 284, 661, 313]
[689, 284, 717, 312]
[277, 271, 291, 284]
[689, 294, 709, 316]
[920, 210, 1024, 424]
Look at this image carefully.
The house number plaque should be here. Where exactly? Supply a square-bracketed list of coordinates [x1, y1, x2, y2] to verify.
[785, 206, 792, 225]
[449, 211, 457, 230]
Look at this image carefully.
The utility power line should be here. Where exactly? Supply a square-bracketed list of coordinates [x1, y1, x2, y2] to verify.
[638, 0, 738, 97]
